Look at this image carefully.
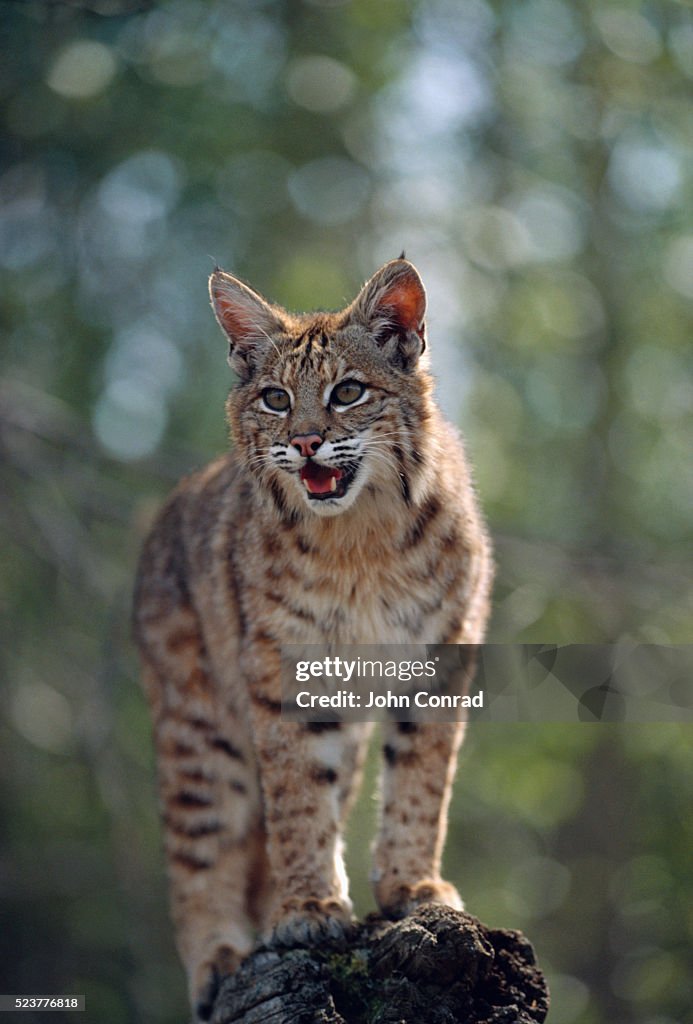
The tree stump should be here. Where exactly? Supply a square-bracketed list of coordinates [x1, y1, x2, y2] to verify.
[211, 905, 549, 1024]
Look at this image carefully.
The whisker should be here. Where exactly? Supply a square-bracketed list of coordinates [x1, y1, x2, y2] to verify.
[359, 435, 425, 465]
[356, 449, 401, 480]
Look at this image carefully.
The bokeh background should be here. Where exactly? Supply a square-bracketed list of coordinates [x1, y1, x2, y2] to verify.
[1, 1, 692, 1021]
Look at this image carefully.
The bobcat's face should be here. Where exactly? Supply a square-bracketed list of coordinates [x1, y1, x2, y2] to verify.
[230, 324, 426, 518]
[256, 364, 374, 517]
[211, 259, 430, 520]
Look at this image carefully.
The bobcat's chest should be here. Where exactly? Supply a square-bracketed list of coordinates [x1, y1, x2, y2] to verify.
[253, 549, 449, 645]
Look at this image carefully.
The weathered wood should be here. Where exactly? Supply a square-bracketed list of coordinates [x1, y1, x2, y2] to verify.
[211, 905, 549, 1024]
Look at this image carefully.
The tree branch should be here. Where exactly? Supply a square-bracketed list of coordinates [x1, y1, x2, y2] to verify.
[211, 905, 549, 1024]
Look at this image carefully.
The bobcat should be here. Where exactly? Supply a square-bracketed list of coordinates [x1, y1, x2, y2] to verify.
[133, 258, 493, 1019]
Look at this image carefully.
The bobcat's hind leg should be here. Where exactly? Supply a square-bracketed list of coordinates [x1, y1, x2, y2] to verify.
[141, 641, 263, 1021]
[135, 495, 266, 1017]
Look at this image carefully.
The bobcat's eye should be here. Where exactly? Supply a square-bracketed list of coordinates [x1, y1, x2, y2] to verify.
[261, 388, 291, 413]
[331, 380, 365, 407]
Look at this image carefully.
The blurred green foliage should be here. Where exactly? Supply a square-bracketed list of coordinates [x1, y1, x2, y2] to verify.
[0, 1, 691, 1022]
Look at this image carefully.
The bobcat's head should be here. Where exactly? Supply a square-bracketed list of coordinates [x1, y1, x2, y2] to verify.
[209, 259, 433, 519]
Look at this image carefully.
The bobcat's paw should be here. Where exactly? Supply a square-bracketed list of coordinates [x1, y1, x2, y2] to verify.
[268, 896, 354, 950]
[376, 877, 464, 920]
[192, 944, 244, 1022]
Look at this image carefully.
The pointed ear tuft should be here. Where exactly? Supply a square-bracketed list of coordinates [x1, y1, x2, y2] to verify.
[209, 270, 284, 377]
[351, 259, 427, 368]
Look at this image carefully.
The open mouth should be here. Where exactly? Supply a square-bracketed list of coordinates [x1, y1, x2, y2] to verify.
[299, 460, 357, 500]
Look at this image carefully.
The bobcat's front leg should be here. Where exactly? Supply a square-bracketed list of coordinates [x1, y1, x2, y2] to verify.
[373, 720, 465, 917]
[244, 645, 353, 947]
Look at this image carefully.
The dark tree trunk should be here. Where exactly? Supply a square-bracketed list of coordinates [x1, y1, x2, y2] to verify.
[211, 905, 549, 1024]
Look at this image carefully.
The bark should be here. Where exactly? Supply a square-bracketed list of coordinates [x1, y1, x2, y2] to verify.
[211, 905, 549, 1024]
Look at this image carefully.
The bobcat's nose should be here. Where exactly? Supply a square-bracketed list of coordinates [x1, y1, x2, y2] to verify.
[290, 433, 323, 458]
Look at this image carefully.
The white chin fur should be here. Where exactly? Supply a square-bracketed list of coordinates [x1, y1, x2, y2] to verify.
[301, 491, 356, 517]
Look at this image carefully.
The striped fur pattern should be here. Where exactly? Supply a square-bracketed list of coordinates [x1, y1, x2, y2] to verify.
[133, 259, 493, 1019]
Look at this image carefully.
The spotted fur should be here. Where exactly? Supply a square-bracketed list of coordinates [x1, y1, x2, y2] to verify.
[133, 259, 493, 1020]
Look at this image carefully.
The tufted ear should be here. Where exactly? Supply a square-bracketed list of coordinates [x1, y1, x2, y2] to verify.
[350, 259, 427, 369]
[209, 269, 284, 378]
